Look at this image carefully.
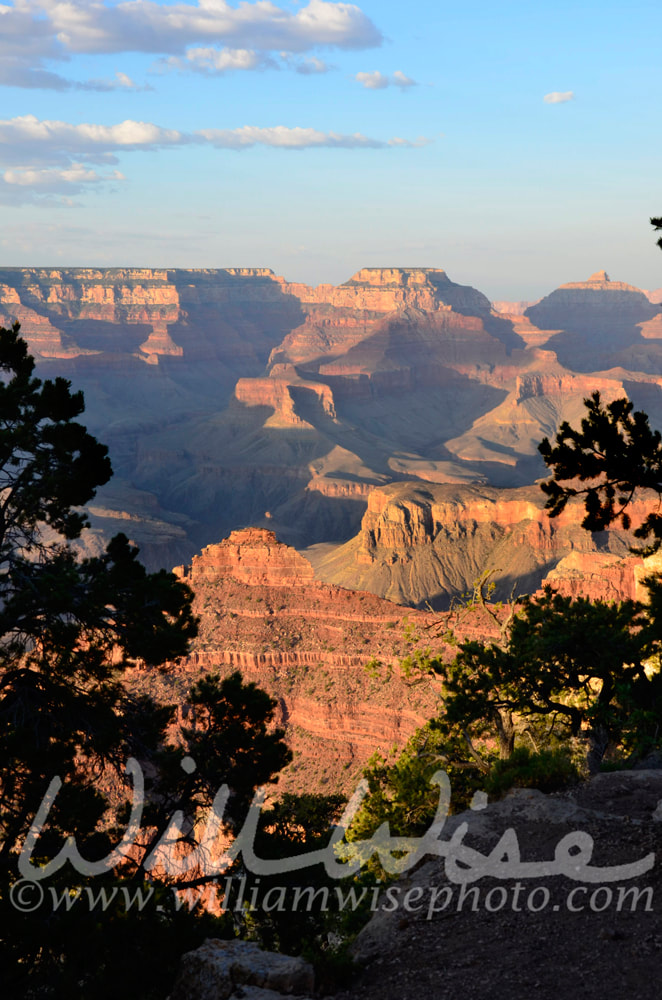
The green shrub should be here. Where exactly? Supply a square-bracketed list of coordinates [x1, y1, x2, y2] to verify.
[484, 746, 579, 799]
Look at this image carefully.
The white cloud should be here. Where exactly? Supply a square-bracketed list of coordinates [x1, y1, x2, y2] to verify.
[83, 70, 154, 91]
[0, 114, 401, 162]
[43, 0, 380, 54]
[0, 115, 187, 168]
[543, 91, 574, 104]
[197, 125, 387, 149]
[115, 71, 136, 88]
[292, 55, 332, 75]
[387, 136, 431, 148]
[181, 46, 276, 73]
[356, 69, 417, 90]
[356, 70, 388, 89]
[3, 163, 124, 189]
[0, 0, 381, 89]
[0, 114, 431, 202]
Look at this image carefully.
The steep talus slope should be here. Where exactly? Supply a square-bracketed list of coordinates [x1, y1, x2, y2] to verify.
[307, 482, 655, 608]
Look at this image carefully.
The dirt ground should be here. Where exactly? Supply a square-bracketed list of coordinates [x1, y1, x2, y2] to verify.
[336, 771, 662, 1000]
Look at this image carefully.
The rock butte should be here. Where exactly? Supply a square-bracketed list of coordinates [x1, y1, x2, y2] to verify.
[175, 529, 317, 587]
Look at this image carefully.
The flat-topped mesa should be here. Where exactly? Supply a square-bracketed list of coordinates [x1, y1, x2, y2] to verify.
[217, 267, 276, 279]
[0, 267, 288, 314]
[0, 268, 181, 357]
[343, 267, 451, 288]
[0, 267, 497, 368]
[558, 270, 644, 293]
[0, 266, 304, 365]
[177, 528, 316, 587]
[525, 270, 659, 335]
[280, 266, 492, 316]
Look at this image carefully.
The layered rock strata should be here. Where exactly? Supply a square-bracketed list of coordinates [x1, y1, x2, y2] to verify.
[162, 529, 446, 794]
[308, 482, 653, 608]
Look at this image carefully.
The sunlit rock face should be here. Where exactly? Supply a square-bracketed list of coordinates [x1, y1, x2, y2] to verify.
[180, 528, 317, 587]
[307, 481, 653, 609]
[1, 265, 661, 609]
[165, 526, 443, 795]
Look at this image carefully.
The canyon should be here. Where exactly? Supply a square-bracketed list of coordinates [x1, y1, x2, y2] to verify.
[3, 263, 662, 604]
[5, 262, 662, 792]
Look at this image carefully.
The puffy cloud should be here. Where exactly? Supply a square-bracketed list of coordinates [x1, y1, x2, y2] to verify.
[180, 46, 277, 73]
[0, 5, 71, 89]
[0, 0, 381, 89]
[0, 114, 403, 161]
[0, 115, 187, 168]
[41, 0, 381, 54]
[543, 91, 574, 104]
[355, 69, 417, 90]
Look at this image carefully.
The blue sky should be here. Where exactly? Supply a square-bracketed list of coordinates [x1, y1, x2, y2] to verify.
[1, 0, 661, 299]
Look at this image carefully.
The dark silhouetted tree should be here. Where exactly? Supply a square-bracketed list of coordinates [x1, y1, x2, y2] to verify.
[0, 323, 294, 998]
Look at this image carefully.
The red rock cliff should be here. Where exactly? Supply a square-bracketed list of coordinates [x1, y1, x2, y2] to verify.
[168, 527, 444, 794]
[179, 528, 317, 587]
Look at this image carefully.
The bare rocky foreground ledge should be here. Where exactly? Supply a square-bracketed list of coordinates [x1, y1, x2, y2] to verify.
[167, 770, 662, 1000]
[340, 769, 662, 1000]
